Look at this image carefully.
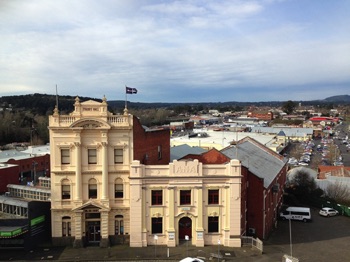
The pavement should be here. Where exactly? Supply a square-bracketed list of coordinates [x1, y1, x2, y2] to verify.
[0, 242, 263, 261]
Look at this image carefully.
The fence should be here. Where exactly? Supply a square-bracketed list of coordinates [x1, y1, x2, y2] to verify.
[241, 236, 263, 253]
[306, 196, 350, 216]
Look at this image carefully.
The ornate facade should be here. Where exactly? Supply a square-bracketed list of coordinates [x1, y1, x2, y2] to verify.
[49, 97, 242, 248]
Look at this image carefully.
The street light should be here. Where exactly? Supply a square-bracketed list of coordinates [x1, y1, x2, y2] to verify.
[289, 219, 293, 257]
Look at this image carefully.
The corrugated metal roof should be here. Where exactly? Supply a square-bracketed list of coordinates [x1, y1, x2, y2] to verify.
[0, 145, 50, 163]
[0, 196, 29, 207]
[170, 144, 206, 161]
[250, 127, 313, 137]
[222, 138, 287, 188]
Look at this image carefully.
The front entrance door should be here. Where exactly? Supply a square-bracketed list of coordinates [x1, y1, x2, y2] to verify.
[86, 221, 101, 244]
[179, 217, 192, 240]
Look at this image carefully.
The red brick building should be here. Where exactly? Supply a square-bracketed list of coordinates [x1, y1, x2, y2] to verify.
[0, 164, 19, 194]
[247, 111, 273, 121]
[222, 137, 287, 240]
[181, 139, 287, 240]
[133, 116, 170, 164]
[0, 148, 50, 192]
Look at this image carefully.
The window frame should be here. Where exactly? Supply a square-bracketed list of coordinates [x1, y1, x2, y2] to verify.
[157, 145, 162, 160]
[61, 148, 70, 165]
[115, 215, 124, 235]
[151, 217, 163, 234]
[180, 190, 191, 205]
[208, 216, 219, 233]
[114, 179, 124, 198]
[151, 190, 163, 206]
[62, 216, 71, 237]
[88, 148, 97, 164]
[88, 179, 97, 199]
[114, 148, 124, 164]
[208, 189, 219, 205]
[62, 184, 71, 200]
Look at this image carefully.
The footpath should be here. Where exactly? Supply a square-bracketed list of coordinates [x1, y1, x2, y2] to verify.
[1, 243, 263, 261]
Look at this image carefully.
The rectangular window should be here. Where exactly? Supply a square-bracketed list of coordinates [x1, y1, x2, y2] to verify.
[208, 189, 219, 204]
[62, 185, 71, 199]
[180, 190, 191, 205]
[151, 217, 163, 234]
[62, 221, 71, 236]
[114, 149, 123, 164]
[158, 145, 162, 160]
[89, 184, 97, 199]
[88, 149, 97, 164]
[208, 216, 219, 233]
[152, 190, 163, 205]
[61, 149, 70, 164]
[115, 184, 123, 198]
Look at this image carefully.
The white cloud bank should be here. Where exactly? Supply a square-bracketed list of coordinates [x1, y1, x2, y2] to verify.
[0, 0, 349, 102]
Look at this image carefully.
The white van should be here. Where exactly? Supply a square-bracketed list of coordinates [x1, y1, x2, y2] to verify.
[280, 207, 311, 222]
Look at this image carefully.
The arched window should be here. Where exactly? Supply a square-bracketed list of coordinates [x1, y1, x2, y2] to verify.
[115, 215, 124, 235]
[88, 178, 97, 199]
[115, 178, 123, 198]
[62, 216, 71, 237]
[61, 179, 71, 200]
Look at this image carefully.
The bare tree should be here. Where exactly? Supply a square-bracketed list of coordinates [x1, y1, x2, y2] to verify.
[325, 181, 350, 205]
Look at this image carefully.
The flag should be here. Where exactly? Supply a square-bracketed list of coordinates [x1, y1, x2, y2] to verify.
[126, 86, 138, 94]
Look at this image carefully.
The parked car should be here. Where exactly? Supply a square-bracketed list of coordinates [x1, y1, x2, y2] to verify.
[319, 207, 339, 217]
[288, 157, 298, 165]
[179, 257, 205, 262]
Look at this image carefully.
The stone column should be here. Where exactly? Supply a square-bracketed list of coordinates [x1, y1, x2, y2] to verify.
[101, 142, 108, 201]
[73, 210, 84, 248]
[167, 187, 176, 247]
[195, 186, 204, 247]
[100, 210, 110, 247]
[74, 142, 82, 202]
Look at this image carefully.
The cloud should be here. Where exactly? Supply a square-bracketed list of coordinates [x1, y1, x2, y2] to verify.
[0, 0, 349, 102]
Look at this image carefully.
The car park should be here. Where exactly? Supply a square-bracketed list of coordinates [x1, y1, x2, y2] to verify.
[319, 207, 339, 217]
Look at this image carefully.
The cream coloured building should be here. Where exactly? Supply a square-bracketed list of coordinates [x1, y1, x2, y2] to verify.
[49, 97, 242, 248]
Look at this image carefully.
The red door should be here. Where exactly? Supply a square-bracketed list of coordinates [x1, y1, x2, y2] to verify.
[179, 217, 192, 240]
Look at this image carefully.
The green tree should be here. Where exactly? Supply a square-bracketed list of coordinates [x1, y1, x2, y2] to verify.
[282, 100, 297, 114]
[288, 169, 317, 198]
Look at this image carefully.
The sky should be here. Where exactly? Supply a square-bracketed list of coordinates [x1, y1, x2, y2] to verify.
[1, 0, 350, 103]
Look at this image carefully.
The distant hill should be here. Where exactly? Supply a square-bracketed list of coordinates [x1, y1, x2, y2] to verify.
[323, 95, 350, 103]
[0, 93, 349, 115]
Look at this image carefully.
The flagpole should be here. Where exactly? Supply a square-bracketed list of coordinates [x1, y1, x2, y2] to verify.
[125, 85, 127, 110]
[56, 84, 59, 110]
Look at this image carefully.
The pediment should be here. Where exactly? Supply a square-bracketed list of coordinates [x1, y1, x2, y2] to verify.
[81, 100, 103, 105]
[70, 119, 111, 129]
[72, 200, 110, 212]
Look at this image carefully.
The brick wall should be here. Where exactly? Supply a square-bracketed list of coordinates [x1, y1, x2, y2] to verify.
[133, 116, 170, 164]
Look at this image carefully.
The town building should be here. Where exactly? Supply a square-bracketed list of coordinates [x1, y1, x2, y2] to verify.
[222, 137, 287, 239]
[0, 177, 51, 249]
[179, 137, 287, 240]
[48, 97, 245, 248]
[247, 111, 273, 121]
[0, 145, 50, 193]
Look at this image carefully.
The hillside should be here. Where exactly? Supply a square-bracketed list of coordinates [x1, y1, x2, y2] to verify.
[323, 95, 350, 103]
[1, 93, 348, 115]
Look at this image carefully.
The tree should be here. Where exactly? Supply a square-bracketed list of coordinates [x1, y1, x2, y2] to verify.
[288, 169, 317, 197]
[325, 181, 350, 206]
[282, 100, 297, 115]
